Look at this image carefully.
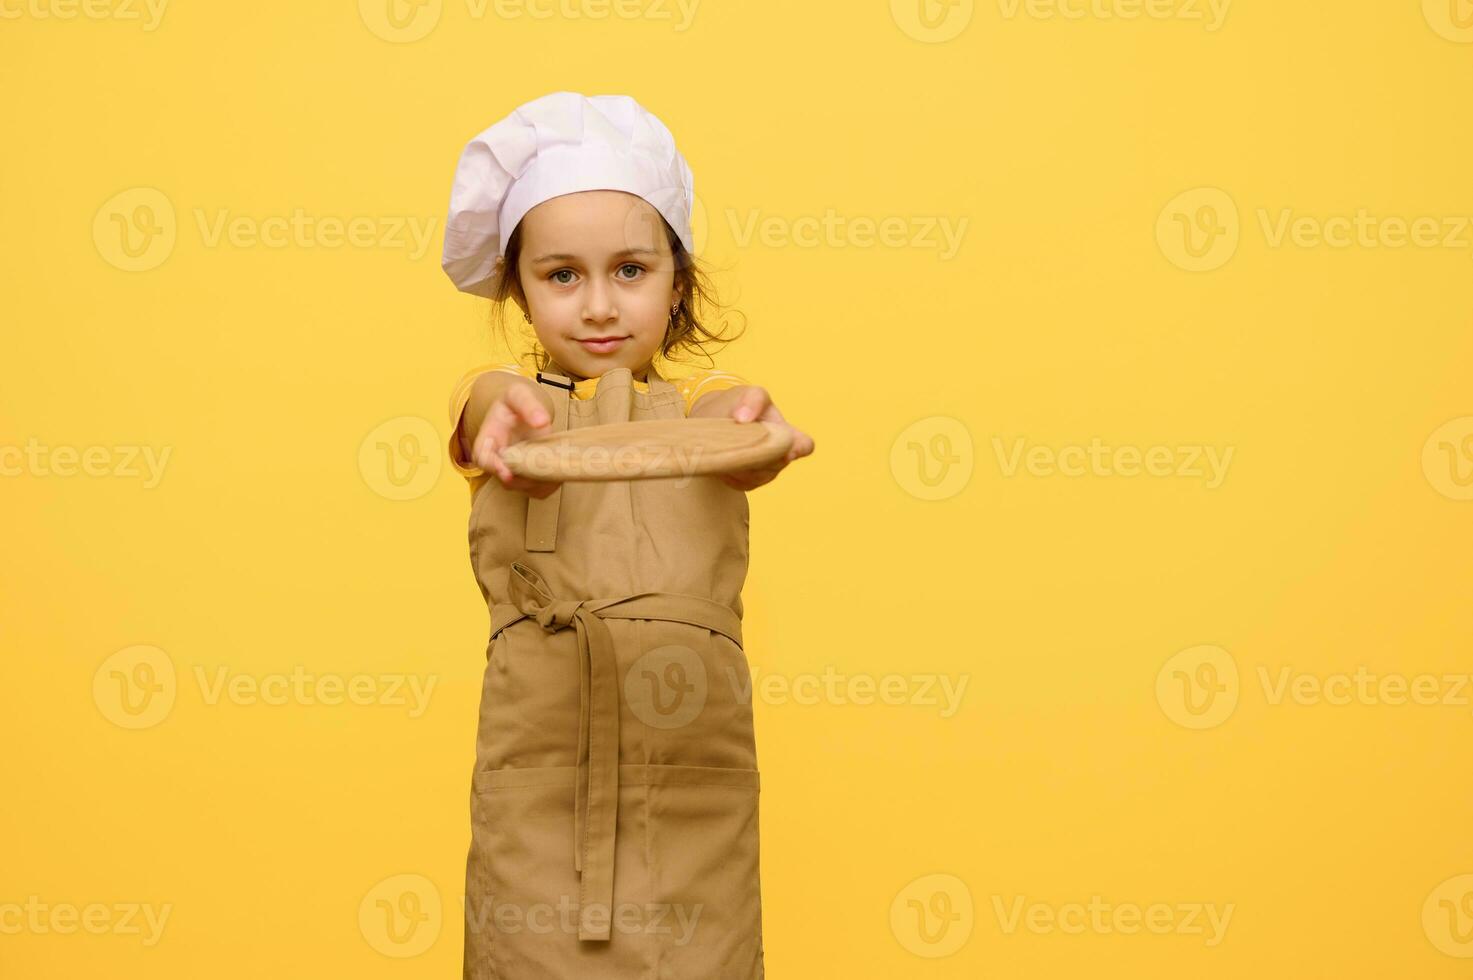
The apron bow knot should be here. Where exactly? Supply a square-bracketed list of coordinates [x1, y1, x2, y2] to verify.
[534, 599, 585, 631]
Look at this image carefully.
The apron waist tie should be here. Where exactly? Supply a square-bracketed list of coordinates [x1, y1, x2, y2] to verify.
[488, 560, 744, 942]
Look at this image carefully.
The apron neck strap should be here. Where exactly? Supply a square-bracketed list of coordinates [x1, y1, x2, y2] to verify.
[539, 357, 666, 389]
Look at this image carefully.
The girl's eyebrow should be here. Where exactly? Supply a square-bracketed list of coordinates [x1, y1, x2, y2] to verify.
[530, 247, 661, 265]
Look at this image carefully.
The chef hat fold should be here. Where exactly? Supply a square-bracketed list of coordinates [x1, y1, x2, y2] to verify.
[441, 91, 696, 298]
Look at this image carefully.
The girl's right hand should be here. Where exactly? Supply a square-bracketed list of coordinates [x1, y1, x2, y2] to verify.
[471, 382, 563, 499]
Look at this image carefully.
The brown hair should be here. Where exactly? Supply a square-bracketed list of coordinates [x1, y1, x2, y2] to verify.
[486, 216, 746, 374]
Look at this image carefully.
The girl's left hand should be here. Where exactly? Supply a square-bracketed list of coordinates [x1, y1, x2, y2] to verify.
[718, 386, 815, 491]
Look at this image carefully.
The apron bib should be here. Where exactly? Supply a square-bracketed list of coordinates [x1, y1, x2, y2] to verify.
[462, 362, 764, 979]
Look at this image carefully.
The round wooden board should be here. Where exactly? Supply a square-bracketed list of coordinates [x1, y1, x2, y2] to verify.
[500, 418, 793, 482]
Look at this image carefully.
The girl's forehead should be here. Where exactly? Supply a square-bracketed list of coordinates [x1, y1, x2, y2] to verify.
[520, 190, 670, 256]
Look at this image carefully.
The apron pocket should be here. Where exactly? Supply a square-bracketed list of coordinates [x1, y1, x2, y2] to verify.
[466, 764, 762, 977]
[465, 768, 581, 977]
[637, 764, 763, 978]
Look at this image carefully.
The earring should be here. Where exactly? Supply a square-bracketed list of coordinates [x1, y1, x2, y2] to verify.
[670, 303, 680, 318]
[524, 311, 532, 323]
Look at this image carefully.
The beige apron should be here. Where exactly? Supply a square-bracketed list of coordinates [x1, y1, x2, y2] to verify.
[461, 362, 765, 979]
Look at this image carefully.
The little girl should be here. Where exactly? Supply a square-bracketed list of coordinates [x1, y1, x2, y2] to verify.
[440, 91, 813, 979]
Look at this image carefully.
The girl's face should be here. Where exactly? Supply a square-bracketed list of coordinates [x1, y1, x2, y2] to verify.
[514, 190, 681, 382]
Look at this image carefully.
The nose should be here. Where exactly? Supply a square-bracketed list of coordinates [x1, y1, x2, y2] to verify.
[581, 276, 617, 326]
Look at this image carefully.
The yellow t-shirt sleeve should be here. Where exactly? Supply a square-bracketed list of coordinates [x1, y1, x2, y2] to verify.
[676, 369, 749, 413]
[446, 361, 527, 480]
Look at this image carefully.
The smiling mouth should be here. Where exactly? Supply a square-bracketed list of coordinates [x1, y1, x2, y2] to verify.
[578, 336, 629, 351]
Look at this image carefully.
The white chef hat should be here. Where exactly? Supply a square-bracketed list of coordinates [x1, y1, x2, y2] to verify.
[441, 91, 695, 298]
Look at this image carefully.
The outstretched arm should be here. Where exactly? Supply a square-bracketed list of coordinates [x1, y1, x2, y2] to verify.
[689, 385, 815, 491]
[458, 371, 563, 498]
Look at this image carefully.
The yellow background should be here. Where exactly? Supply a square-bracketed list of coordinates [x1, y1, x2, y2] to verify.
[3, 0, 1472, 975]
